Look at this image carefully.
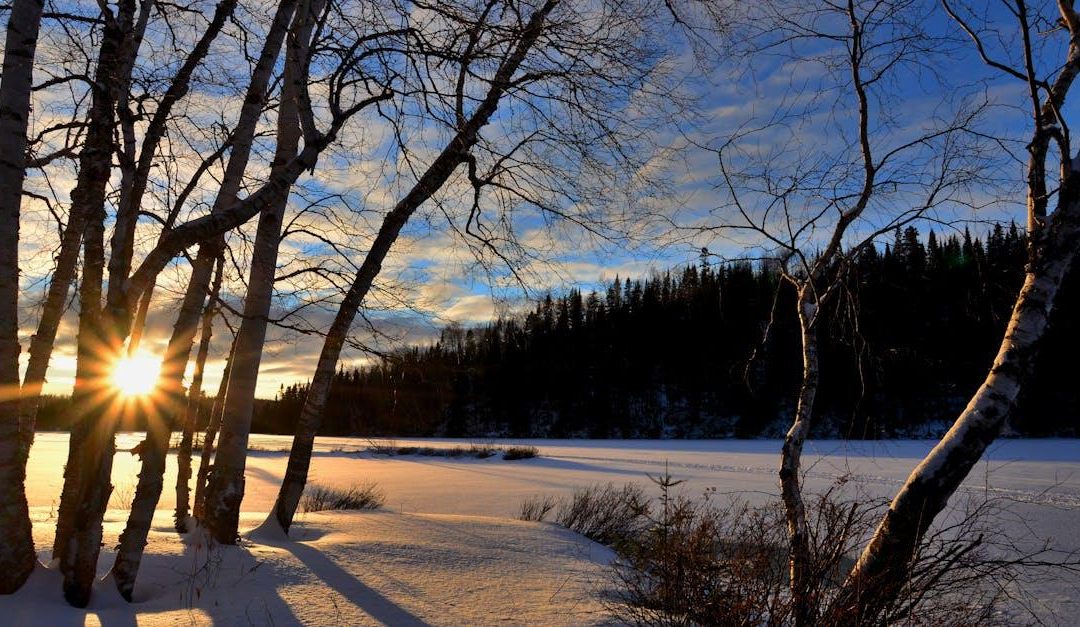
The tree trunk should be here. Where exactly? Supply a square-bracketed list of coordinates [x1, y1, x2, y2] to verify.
[111, 251, 223, 600]
[116, 0, 297, 568]
[828, 196, 1080, 623]
[268, 0, 559, 533]
[50, 0, 143, 607]
[175, 256, 223, 532]
[193, 334, 235, 520]
[201, 0, 313, 544]
[58, 193, 112, 609]
[0, 0, 44, 595]
[780, 290, 818, 627]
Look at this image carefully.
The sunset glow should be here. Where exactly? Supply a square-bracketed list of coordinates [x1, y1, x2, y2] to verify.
[111, 353, 161, 398]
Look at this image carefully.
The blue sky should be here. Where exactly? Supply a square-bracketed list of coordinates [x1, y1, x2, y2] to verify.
[16, 0, 1063, 397]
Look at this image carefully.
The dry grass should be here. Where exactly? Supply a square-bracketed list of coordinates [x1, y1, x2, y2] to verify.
[300, 482, 385, 513]
[503, 445, 539, 460]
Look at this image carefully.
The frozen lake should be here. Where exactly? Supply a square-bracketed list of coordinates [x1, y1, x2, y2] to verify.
[12, 433, 1080, 624]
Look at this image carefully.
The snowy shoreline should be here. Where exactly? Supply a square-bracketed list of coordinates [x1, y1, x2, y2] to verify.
[3, 434, 1077, 624]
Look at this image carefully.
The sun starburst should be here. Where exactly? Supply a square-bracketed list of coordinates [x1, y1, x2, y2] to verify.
[111, 352, 161, 398]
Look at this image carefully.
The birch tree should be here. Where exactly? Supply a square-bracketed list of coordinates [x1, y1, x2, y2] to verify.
[40, 0, 404, 605]
[691, 2, 998, 622]
[0, 0, 44, 595]
[827, 1, 1080, 620]
[259, 0, 674, 538]
[175, 255, 225, 531]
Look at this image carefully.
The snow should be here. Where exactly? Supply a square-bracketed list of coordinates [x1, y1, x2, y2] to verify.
[3, 433, 1079, 624]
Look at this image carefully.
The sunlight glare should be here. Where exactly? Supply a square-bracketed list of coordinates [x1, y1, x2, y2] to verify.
[112, 353, 161, 398]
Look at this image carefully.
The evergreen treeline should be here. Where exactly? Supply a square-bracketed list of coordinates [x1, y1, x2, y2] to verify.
[253, 224, 1078, 438]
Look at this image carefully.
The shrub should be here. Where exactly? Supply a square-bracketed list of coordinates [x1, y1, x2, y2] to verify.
[467, 443, 497, 458]
[522, 475, 1058, 625]
[365, 439, 398, 455]
[503, 445, 539, 460]
[300, 482, 385, 513]
[519, 494, 559, 521]
[518, 483, 650, 547]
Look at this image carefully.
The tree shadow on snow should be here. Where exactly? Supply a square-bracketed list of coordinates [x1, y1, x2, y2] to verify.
[278, 540, 430, 626]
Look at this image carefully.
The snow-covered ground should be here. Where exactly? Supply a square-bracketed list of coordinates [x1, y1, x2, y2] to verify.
[3, 434, 1079, 624]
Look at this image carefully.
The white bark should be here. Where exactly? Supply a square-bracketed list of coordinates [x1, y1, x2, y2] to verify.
[779, 288, 819, 626]
[202, 0, 314, 542]
[0, 0, 43, 596]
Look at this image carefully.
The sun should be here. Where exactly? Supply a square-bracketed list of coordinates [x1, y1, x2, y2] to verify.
[111, 352, 162, 398]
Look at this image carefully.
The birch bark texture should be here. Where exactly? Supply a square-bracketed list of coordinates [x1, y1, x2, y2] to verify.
[828, 1, 1080, 620]
[0, 0, 44, 595]
[200, 0, 320, 542]
[703, 3, 991, 622]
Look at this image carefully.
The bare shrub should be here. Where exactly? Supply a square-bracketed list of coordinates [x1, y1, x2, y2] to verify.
[467, 443, 497, 459]
[606, 474, 1074, 626]
[365, 439, 398, 455]
[519, 495, 559, 522]
[300, 482, 385, 513]
[503, 445, 539, 460]
[110, 483, 135, 511]
[518, 483, 651, 547]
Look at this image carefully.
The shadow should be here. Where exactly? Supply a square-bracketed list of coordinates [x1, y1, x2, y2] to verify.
[404, 457, 646, 492]
[279, 541, 430, 626]
[243, 464, 283, 484]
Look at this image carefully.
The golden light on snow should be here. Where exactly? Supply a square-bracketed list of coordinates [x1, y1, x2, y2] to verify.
[111, 352, 161, 398]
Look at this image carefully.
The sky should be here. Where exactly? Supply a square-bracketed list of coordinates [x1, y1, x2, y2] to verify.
[14, 0, 1062, 399]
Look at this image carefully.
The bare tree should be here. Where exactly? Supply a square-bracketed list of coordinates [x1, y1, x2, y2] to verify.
[109, 0, 300, 600]
[0, 0, 44, 595]
[51, 0, 149, 607]
[690, 1, 998, 622]
[37, 0, 403, 606]
[828, 1, 1080, 621]
[193, 331, 236, 519]
[260, 0, 674, 537]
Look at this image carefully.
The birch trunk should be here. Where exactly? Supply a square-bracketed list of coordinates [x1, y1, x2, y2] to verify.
[175, 256, 223, 532]
[193, 334, 235, 520]
[49, 0, 147, 607]
[110, 0, 295, 594]
[828, 197, 1080, 622]
[58, 189, 111, 609]
[0, 0, 43, 595]
[111, 252, 222, 599]
[201, 0, 314, 544]
[267, 0, 560, 533]
[780, 290, 818, 627]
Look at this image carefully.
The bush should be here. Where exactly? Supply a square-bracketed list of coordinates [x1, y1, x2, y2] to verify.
[365, 439, 398, 455]
[364, 441, 528, 459]
[300, 482, 385, 513]
[467, 443, 497, 458]
[519, 483, 650, 547]
[519, 494, 559, 521]
[503, 445, 539, 460]
[523, 475, 1059, 625]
